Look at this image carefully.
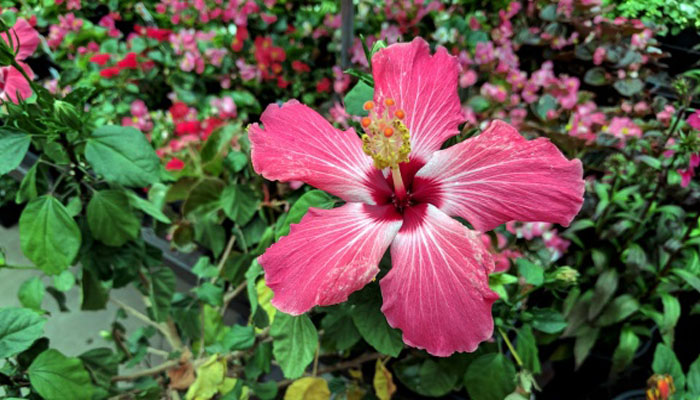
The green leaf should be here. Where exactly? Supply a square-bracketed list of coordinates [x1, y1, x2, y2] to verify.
[0, 307, 46, 358]
[613, 78, 644, 97]
[344, 81, 374, 117]
[221, 184, 259, 226]
[611, 326, 641, 376]
[531, 308, 567, 334]
[79, 348, 119, 388]
[222, 325, 255, 351]
[0, 128, 31, 176]
[52, 270, 75, 292]
[194, 282, 224, 306]
[19, 196, 81, 275]
[85, 125, 160, 187]
[517, 259, 544, 286]
[596, 294, 640, 327]
[149, 267, 175, 322]
[18, 277, 45, 311]
[277, 190, 335, 239]
[574, 326, 600, 369]
[321, 308, 361, 352]
[652, 343, 685, 391]
[659, 293, 681, 346]
[126, 191, 171, 223]
[191, 257, 219, 279]
[672, 268, 700, 293]
[15, 162, 38, 203]
[351, 295, 403, 357]
[28, 349, 94, 400]
[394, 358, 459, 397]
[464, 353, 516, 400]
[588, 270, 618, 320]
[583, 67, 607, 86]
[516, 325, 541, 374]
[687, 354, 700, 395]
[87, 190, 140, 247]
[270, 312, 318, 379]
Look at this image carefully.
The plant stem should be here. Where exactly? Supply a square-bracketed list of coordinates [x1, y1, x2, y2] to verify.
[498, 327, 523, 367]
[277, 352, 383, 388]
[211, 235, 236, 285]
[111, 359, 180, 382]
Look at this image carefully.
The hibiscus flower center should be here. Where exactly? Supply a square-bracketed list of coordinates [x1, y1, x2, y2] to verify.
[359, 99, 411, 170]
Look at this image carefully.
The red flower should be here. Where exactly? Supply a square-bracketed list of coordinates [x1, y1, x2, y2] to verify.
[175, 121, 201, 136]
[292, 60, 310, 73]
[89, 53, 111, 66]
[100, 67, 121, 78]
[165, 157, 185, 171]
[231, 26, 248, 52]
[117, 52, 139, 69]
[145, 27, 172, 41]
[169, 102, 189, 120]
[316, 77, 331, 93]
[201, 117, 224, 141]
[277, 77, 290, 89]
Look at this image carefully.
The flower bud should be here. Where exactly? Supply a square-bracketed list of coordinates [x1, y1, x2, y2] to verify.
[54, 100, 82, 130]
[553, 266, 579, 285]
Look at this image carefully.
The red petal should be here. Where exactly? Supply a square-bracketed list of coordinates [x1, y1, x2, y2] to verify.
[413, 120, 584, 232]
[380, 204, 498, 356]
[250, 100, 391, 204]
[372, 38, 464, 163]
[261, 203, 403, 315]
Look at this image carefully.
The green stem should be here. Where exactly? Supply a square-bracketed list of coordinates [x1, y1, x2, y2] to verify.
[498, 327, 523, 367]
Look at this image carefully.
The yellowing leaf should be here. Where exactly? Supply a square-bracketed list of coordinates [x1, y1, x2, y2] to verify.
[347, 385, 366, 400]
[373, 359, 396, 400]
[284, 377, 330, 400]
[256, 278, 277, 324]
[185, 356, 235, 400]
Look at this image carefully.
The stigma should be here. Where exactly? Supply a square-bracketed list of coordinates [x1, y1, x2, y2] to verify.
[360, 98, 411, 170]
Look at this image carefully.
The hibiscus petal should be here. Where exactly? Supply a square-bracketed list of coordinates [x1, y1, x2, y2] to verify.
[249, 100, 391, 204]
[413, 120, 584, 232]
[372, 37, 464, 163]
[380, 204, 498, 356]
[261, 202, 403, 315]
[0, 64, 34, 104]
[0, 19, 40, 60]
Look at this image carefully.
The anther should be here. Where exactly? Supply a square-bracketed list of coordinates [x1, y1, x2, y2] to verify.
[394, 109, 405, 120]
[363, 101, 375, 111]
[361, 117, 372, 128]
[384, 127, 394, 137]
[385, 98, 395, 107]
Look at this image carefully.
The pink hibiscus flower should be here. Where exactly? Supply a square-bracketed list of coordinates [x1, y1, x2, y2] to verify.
[0, 18, 40, 103]
[248, 38, 584, 356]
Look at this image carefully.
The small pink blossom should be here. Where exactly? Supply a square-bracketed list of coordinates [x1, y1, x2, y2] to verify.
[687, 111, 700, 130]
[593, 47, 606, 65]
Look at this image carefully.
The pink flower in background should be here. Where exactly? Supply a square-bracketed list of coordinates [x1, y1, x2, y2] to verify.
[474, 41, 495, 64]
[481, 82, 507, 103]
[0, 18, 40, 103]
[249, 38, 584, 356]
[332, 66, 351, 94]
[606, 117, 642, 141]
[210, 96, 237, 119]
[657, 105, 675, 126]
[687, 111, 700, 130]
[678, 168, 694, 188]
[121, 100, 153, 132]
[460, 69, 478, 88]
[593, 47, 606, 65]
